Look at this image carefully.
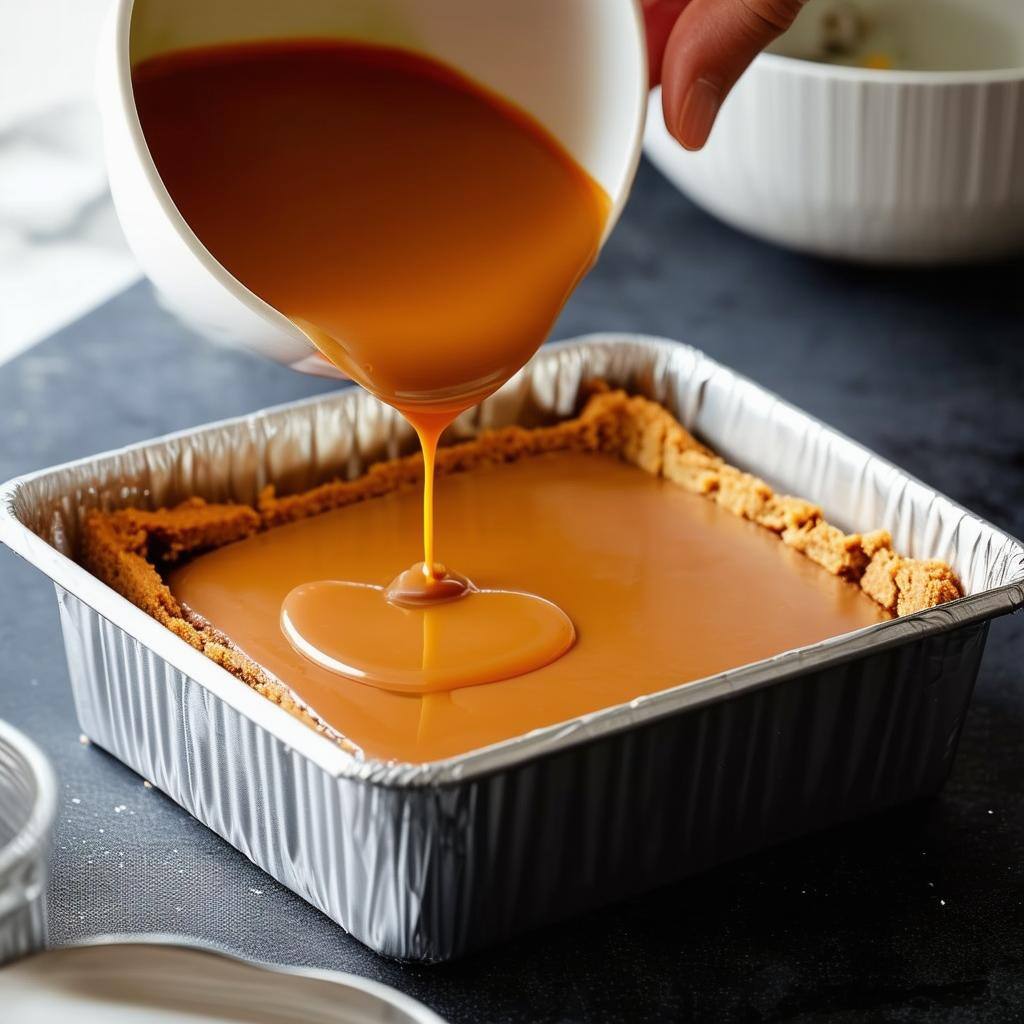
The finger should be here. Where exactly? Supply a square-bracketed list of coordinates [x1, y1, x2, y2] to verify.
[661, 0, 807, 149]
[642, 0, 691, 87]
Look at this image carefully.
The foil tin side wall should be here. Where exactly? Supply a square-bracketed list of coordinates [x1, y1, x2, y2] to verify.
[58, 584, 988, 961]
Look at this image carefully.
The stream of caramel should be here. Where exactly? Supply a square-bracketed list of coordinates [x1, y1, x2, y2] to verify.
[134, 40, 609, 687]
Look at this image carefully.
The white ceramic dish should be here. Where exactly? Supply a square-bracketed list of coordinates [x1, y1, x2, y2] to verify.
[0, 719, 57, 966]
[2, 938, 448, 1022]
[644, 0, 1024, 263]
[97, 0, 648, 375]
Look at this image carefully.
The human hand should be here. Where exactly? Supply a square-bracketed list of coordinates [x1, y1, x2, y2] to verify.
[644, 0, 807, 150]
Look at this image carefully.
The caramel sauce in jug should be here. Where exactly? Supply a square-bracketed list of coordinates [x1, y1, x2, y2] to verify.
[135, 40, 609, 690]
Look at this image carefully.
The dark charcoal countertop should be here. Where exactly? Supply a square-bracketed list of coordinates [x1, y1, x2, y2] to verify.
[1, 160, 1022, 1022]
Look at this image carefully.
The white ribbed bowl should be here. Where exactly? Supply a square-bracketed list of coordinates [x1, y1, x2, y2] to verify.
[644, 20, 1024, 264]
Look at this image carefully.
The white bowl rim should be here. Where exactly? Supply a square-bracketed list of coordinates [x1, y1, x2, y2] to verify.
[758, 49, 1024, 84]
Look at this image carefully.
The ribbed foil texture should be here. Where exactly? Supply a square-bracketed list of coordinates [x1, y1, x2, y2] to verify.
[3, 335, 1023, 960]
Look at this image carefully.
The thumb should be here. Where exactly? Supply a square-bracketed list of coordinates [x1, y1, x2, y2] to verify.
[661, 0, 807, 150]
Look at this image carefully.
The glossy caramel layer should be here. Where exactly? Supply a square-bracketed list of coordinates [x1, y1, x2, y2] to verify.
[169, 453, 889, 762]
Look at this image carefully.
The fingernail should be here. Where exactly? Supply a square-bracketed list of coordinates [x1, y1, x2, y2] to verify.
[675, 78, 721, 151]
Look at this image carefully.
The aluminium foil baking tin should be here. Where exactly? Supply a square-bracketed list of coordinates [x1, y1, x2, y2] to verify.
[2, 335, 1022, 961]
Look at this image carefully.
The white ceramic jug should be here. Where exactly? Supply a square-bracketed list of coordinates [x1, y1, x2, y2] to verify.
[97, 0, 648, 377]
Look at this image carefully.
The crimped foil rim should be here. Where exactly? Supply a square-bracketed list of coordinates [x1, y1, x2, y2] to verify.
[2, 335, 1023, 788]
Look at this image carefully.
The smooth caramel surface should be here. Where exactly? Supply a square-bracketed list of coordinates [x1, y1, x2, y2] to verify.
[169, 453, 889, 763]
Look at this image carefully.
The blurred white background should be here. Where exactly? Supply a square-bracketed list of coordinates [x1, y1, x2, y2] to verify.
[0, 0, 140, 365]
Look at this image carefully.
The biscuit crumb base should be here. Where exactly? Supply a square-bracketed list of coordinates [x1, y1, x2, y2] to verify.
[81, 386, 963, 746]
